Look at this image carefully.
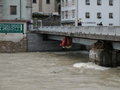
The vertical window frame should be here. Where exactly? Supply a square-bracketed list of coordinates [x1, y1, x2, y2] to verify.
[62, 11, 64, 19]
[33, 0, 37, 3]
[65, 0, 68, 6]
[109, 0, 113, 6]
[97, 0, 101, 5]
[85, 12, 90, 18]
[46, 0, 50, 4]
[10, 5, 17, 15]
[65, 11, 68, 19]
[86, 0, 90, 5]
[72, 10, 75, 18]
[97, 12, 102, 19]
[62, 0, 64, 7]
[72, 0, 75, 5]
[109, 13, 113, 19]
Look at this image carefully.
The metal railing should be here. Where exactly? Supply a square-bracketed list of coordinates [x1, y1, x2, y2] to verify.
[0, 23, 24, 33]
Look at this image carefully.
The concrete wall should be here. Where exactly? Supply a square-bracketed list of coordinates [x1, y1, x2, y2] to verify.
[42, 16, 60, 26]
[32, 0, 57, 14]
[32, 0, 40, 13]
[0, 33, 27, 53]
[2, 0, 31, 20]
[36, 26, 120, 42]
[27, 33, 62, 52]
[0, 21, 27, 53]
[0, 36, 27, 53]
[27, 33, 82, 52]
[42, 0, 55, 13]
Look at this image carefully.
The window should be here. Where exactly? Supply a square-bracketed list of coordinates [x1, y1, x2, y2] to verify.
[97, 13, 101, 19]
[97, 0, 101, 5]
[62, 0, 64, 7]
[85, 12, 90, 18]
[109, 0, 113, 6]
[10, 6, 17, 15]
[109, 13, 113, 19]
[86, 0, 90, 5]
[62, 11, 64, 19]
[33, 0, 37, 3]
[65, 11, 68, 19]
[46, 0, 50, 4]
[72, 10, 75, 18]
[72, 0, 75, 5]
[65, 0, 68, 6]
[109, 23, 113, 26]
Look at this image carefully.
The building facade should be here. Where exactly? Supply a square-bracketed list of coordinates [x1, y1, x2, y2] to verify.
[61, 0, 120, 26]
[32, 0, 59, 15]
[0, 0, 32, 20]
[0, 0, 3, 18]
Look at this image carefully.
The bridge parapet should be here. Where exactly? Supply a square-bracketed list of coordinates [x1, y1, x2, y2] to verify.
[35, 26, 120, 35]
[30, 26, 120, 41]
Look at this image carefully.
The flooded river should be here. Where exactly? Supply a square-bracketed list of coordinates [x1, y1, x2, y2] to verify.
[0, 51, 120, 90]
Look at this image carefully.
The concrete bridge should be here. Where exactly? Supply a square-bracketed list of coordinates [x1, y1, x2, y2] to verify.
[30, 26, 120, 67]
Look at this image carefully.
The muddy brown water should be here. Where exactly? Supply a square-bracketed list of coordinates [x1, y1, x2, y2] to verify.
[0, 51, 119, 90]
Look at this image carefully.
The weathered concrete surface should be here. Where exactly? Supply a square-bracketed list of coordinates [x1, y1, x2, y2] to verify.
[0, 38, 27, 53]
[89, 41, 120, 67]
[27, 33, 82, 52]
[0, 52, 120, 90]
[89, 49, 115, 67]
[31, 26, 120, 42]
[0, 33, 27, 53]
[27, 33, 62, 52]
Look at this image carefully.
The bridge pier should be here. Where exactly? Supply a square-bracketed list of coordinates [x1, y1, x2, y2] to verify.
[89, 41, 120, 67]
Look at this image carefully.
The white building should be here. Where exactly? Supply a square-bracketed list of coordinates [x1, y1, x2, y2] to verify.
[32, 0, 59, 15]
[61, 0, 120, 26]
[0, 0, 32, 20]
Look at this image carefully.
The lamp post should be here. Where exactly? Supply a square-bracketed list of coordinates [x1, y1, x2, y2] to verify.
[75, 0, 78, 26]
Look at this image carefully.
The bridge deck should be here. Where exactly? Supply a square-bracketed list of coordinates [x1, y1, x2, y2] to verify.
[30, 26, 120, 42]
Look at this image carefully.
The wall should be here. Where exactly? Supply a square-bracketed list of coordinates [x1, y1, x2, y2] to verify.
[0, 21, 27, 53]
[0, 35, 27, 53]
[32, 0, 57, 14]
[27, 33, 82, 52]
[61, 0, 76, 23]
[27, 33, 62, 52]
[61, 0, 120, 26]
[78, 0, 120, 26]
[42, 16, 60, 26]
[42, 0, 55, 13]
[32, 0, 40, 13]
[2, 0, 31, 20]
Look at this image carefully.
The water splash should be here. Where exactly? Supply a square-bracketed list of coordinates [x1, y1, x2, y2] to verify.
[73, 62, 109, 70]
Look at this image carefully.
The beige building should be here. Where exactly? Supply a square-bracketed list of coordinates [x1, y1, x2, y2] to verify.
[0, 0, 32, 20]
[32, 0, 59, 14]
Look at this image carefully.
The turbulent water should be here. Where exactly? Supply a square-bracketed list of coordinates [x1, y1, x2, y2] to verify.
[0, 51, 120, 90]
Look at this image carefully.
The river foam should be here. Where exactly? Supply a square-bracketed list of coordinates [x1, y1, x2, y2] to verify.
[73, 62, 109, 70]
